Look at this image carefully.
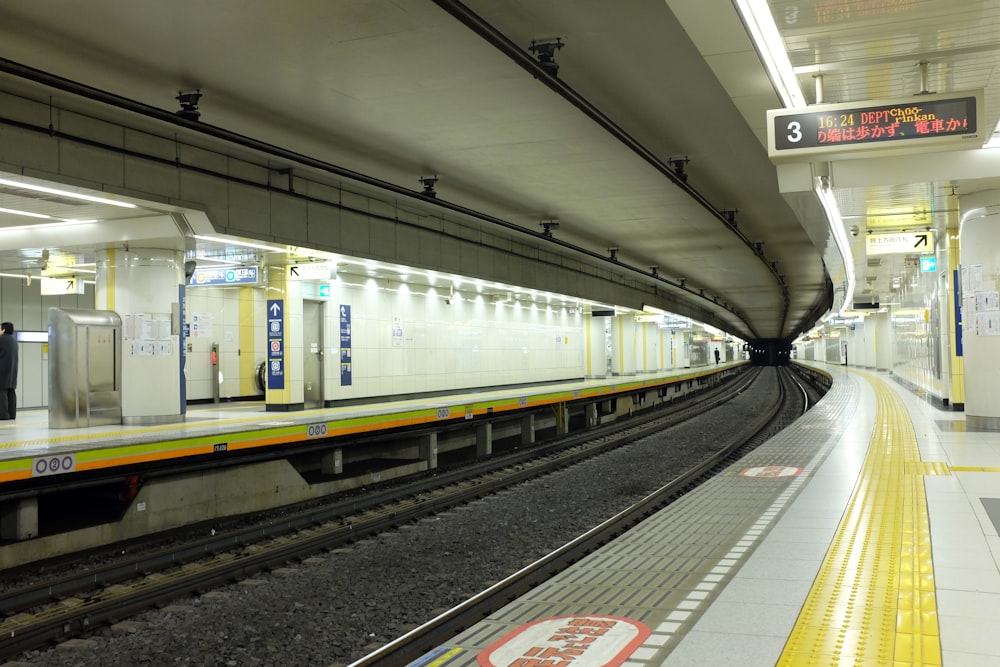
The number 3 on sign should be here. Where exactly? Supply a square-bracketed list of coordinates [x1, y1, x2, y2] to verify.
[785, 121, 802, 143]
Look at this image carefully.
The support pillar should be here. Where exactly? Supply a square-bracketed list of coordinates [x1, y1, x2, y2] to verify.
[872, 311, 892, 372]
[320, 448, 343, 475]
[476, 422, 493, 456]
[585, 314, 608, 378]
[420, 433, 438, 469]
[585, 403, 598, 428]
[265, 265, 304, 411]
[610, 315, 637, 376]
[96, 247, 185, 424]
[1, 497, 38, 540]
[556, 404, 570, 435]
[959, 191, 1000, 428]
[521, 414, 536, 446]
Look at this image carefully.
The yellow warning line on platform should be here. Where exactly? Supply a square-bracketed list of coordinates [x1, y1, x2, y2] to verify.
[778, 373, 941, 666]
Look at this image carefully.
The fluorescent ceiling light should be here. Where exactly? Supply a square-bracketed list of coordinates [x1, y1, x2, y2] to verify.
[192, 256, 245, 268]
[734, 0, 806, 108]
[0, 178, 137, 208]
[193, 234, 287, 253]
[0, 218, 100, 232]
[0, 207, 51, 219]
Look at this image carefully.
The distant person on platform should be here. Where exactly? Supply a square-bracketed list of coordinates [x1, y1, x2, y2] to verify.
[0, 322, 17, 420]
[714, 349, 721, 364]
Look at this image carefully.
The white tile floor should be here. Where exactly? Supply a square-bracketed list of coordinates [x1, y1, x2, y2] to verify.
[901, 382, 1000, 667]
[663, 368, 1000, 666]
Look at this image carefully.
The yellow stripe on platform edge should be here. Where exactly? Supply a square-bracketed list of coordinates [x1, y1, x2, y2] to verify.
[778, 373, 941, 666]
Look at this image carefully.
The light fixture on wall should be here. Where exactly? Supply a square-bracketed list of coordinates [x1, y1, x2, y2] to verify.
[418, 175, 438, 198]
[529, 38, 564, 76]
[176, 90, 203, 121]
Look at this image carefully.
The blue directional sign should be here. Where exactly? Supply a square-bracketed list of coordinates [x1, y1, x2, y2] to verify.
[267, 300, 283, 338]
[340, 304, 352, 386]
[188, 266, 259, 286]
[267, 299, 284, 390]
[920, 256, 937, 272]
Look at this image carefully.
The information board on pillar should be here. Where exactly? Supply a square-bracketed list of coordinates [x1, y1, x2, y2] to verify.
[267, 299, 284, 390]
[768, 91, 982, 160]
[340, 304, 352, 386]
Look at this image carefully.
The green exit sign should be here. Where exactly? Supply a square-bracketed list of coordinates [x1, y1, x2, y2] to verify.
[920, 256, 937, 272]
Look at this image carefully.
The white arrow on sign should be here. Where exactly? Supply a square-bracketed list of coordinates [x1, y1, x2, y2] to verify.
[269, 302, 282, 316]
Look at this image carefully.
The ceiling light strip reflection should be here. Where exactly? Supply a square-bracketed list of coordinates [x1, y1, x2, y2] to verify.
[816, 180, 856, 316]
[733, 0, 806, 108]
[0, 177, 137, 208]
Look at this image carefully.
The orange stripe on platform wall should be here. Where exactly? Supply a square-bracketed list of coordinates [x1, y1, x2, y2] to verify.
[0, 366, 742, 482]
[778, 373, 941, 666]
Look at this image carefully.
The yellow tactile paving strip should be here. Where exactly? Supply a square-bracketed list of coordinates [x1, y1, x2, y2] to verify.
[778, 373, 941, 666]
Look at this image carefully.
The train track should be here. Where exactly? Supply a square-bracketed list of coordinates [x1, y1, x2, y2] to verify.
[350, 365, 812, 667]
[0, 366, 816, 662]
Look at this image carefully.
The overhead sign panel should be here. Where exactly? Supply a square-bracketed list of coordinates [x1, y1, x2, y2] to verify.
[189, 266, 258, 286]
[287, 263, 332, 280]
[866, 231, 935, 255]
[768, 91, 982, 160]
[40, 277, 84, 295]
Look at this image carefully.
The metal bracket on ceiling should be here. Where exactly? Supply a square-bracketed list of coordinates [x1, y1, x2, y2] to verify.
[418, 175, 438, 198]
[667, 156, 689, 183]
[175, 90, 202, 121]
[529, 38, 564, 77]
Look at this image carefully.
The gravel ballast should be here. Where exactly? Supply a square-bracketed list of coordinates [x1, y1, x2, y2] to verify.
[10, 370, 782, 667]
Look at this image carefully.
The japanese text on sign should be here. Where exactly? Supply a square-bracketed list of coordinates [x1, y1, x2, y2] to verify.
[267, 299, 284, 390]
[189, 266, 259, 286]
[480, 615, 650, 667]
[340, 304, 352, 386]
[768, 92, 981, 159]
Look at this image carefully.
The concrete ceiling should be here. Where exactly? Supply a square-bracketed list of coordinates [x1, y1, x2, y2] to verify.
[0, 1, 996, 340]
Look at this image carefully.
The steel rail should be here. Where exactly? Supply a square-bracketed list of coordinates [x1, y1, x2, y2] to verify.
[346, 370, 792, 667]
[0, 370, 765, 660]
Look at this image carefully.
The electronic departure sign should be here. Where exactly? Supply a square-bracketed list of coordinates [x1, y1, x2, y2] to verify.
[767, 91, 983, 161]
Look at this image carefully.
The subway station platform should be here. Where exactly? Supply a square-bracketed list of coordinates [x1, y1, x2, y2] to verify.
[0, 363, 749, 566]
[0, 363, 743, 488]
[426, 363, 1000, 667]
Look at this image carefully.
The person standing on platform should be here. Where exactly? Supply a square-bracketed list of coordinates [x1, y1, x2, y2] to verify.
[714, 348, 721, 364]
[0, 322, 18, 420]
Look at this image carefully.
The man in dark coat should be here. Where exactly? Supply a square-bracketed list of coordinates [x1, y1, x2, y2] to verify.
[0, 322, 18, 419]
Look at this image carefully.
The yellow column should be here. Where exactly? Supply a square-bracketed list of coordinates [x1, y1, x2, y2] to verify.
[946, 193, 965, 406]
[265, 265, 292, 407]
[238, 286, 257, 396]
